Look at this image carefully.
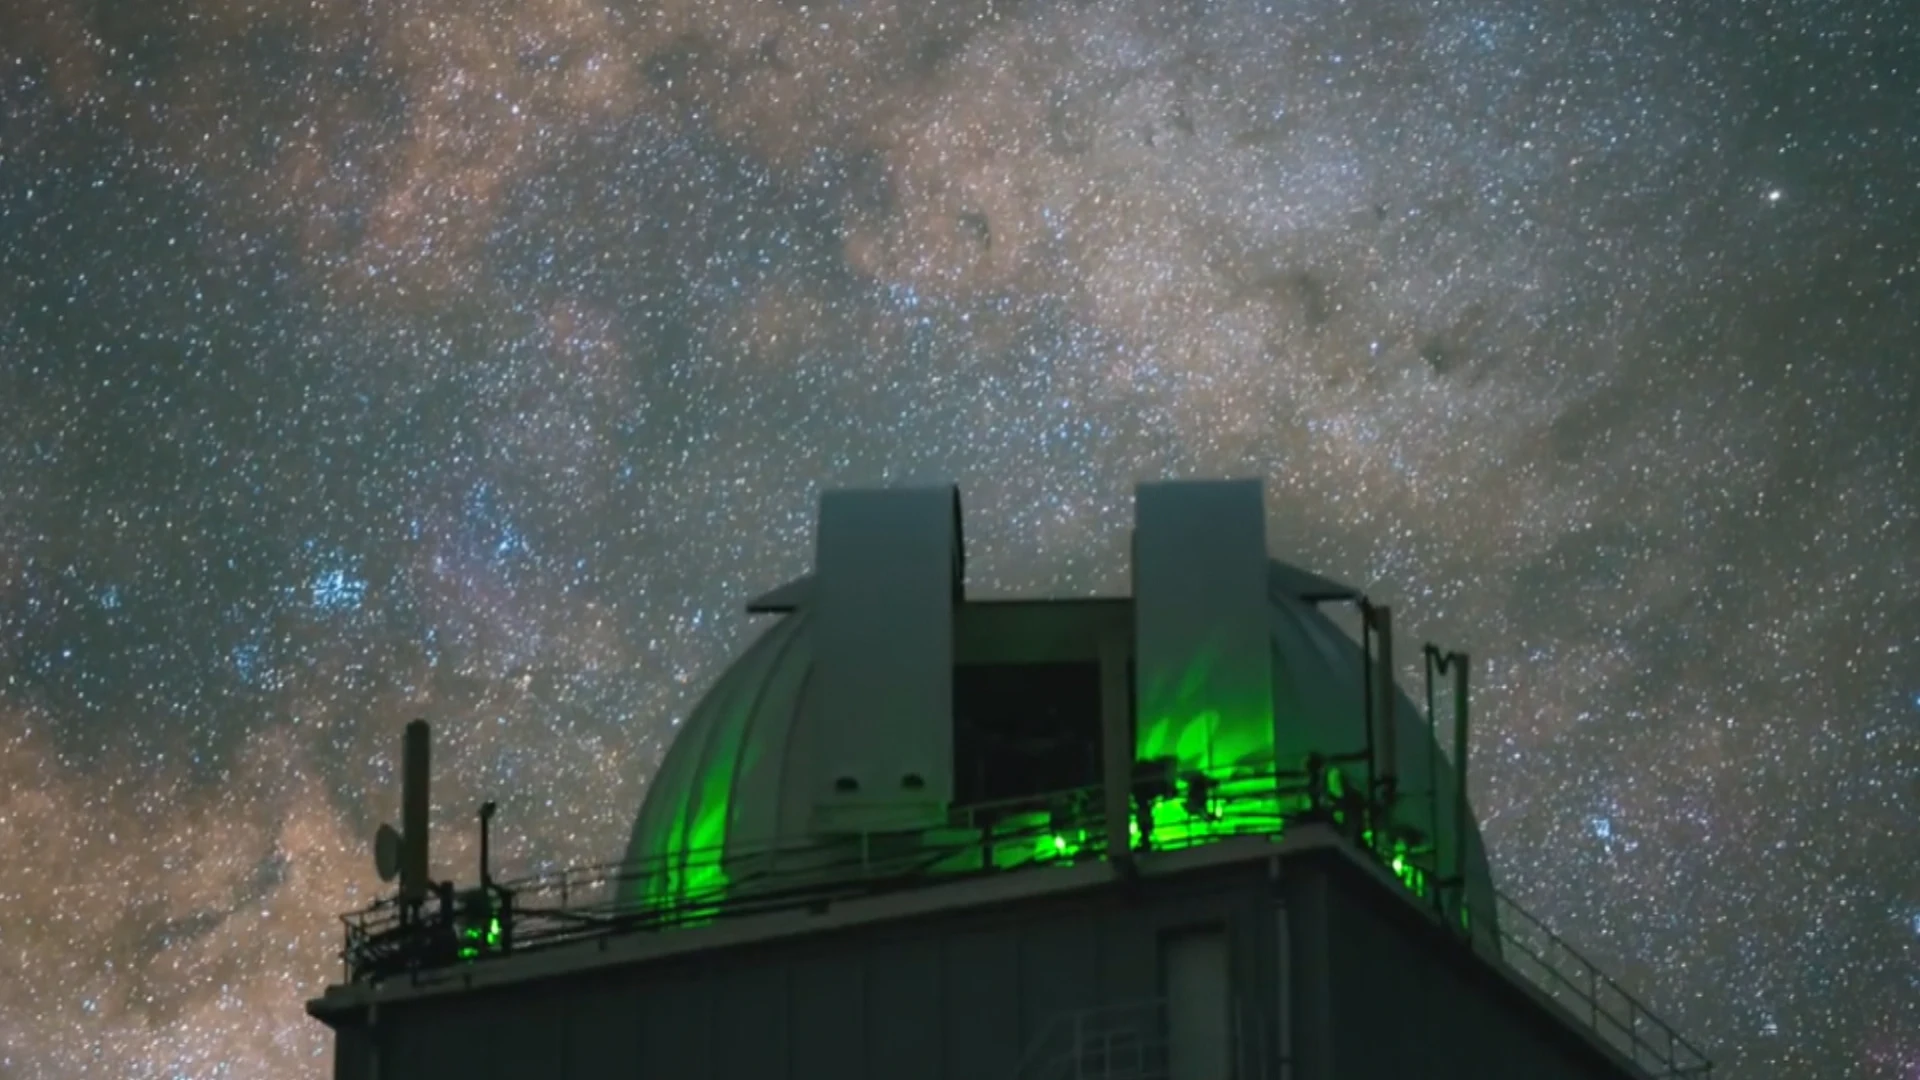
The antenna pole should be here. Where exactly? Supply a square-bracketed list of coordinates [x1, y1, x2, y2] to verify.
[400, 719, 431, 908]
[479, 801, 498, 891]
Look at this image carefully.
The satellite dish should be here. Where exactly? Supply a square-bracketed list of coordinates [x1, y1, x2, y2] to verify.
[374, 823, 403, 883]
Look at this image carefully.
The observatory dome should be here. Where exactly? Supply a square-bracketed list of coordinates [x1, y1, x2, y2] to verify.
[618, 481, 1497, 931]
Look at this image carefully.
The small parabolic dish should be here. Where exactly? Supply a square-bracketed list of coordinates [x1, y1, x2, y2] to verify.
[373, 823, 403, 883]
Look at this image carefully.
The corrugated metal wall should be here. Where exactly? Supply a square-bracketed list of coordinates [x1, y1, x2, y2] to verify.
[333, 866, 1283, 1080]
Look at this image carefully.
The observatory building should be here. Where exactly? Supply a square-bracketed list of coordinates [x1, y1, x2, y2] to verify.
[309, 479, 1712, 1080]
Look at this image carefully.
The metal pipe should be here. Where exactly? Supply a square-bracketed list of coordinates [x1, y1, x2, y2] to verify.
[479, 801, 497, 890]
[400, 719, 431, 906]
[1371, 605, 1397, 842]
[1357, 599, 1376, 829]
[1099, 633, 1135, 876]
[1450, 654, 1471, 901]
[1275, 896, 1293, 1080]
[1423, 646, 1442, 909]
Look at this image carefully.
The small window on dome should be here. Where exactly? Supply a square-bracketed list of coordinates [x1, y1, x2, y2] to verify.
[953, 661, 1104, 807]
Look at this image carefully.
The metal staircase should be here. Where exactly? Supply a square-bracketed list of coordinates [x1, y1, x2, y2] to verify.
[1014, 1000, 1171, 1080]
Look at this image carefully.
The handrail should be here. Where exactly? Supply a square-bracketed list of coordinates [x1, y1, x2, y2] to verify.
[1473, 889, 1712, 1077]
[333, 774, 1709, 1078]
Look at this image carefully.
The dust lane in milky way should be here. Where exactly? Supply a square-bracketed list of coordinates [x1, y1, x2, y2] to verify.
[1, 0, 1916, 1076]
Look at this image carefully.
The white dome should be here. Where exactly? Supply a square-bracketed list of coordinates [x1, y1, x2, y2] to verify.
[619, 481, 1497, 933]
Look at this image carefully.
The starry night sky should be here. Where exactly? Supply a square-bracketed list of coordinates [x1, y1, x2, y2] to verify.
[1, 0, 1917, 1075]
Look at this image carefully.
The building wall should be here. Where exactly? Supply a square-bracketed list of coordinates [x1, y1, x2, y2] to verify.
[1286, 851, 1638, 1080]
[329, 863, 1286, 1080]
[325, 844, 1658, 1080]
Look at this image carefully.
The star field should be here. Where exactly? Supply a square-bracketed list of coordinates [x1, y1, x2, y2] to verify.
[2, 0, 1917, 1075]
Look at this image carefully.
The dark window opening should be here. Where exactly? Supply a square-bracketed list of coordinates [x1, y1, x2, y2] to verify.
[954, 662, 1104, 807]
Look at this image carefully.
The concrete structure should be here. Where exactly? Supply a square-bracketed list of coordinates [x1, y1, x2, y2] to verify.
[309, 480, 1712, 1080]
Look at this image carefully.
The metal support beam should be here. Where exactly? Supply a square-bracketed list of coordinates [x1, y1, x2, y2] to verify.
[1368, 604, 1397, 842]
[1100, 631, 1135, 877]
[1451, 653, 1471, 890]
[400, 719, 431, 907]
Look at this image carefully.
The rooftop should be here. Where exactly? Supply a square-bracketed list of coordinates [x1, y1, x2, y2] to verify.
[321, 478, 1711, 1079]
[326, 821, 1712, 1078]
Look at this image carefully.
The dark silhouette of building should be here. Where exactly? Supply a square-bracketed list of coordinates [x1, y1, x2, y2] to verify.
[309, 479, 1712, 1080]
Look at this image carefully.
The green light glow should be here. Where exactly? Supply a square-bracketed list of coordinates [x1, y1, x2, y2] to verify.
[1389, 845, 1429, 899]
[1359, 822, 1432, 900]
[637, 666, 760, 919]
[1134, 645, 1285, 854]
[1143, 772, 1291, 849]
[456, 916, 503, 962]
[923, 811, 1095, 873]
[659, 726, 739, 916]
[627, 640, 1448, 928]
[1136, 645, 1275, 770]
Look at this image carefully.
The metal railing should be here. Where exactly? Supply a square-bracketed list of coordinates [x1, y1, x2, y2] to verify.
[1013, 998, 1276, 1080]
[338, 781, 1171, 983]
[338, 774, 1318, 982]
[1015, 1000, 1174, 1080]
[335, 773, 1708, 1078]
[1471, 890, 1713, 1077]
